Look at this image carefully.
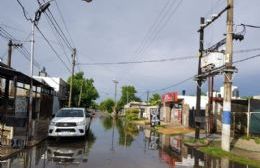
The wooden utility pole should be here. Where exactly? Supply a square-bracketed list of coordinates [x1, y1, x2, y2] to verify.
[4, 40, 22, 104]
[68, 48, 76, 107]
[113, 80, 118, 116]
[221, 0, 233, 152]
[78, 80, 83, 107]
[146, 91, 150, 104]
[195, 17, 205, 139]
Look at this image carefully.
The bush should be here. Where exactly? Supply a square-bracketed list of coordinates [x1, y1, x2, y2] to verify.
[125, 109, 139, 121]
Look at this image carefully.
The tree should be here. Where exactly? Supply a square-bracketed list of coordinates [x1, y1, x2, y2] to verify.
[99, 98, 115, 113]
[149, 93, 161, 106]
[67, 72, 99, 108]
[118, 85, 141, 109]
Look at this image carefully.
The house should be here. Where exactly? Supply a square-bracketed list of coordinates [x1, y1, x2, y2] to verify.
[124, 101, 149, 118]
[160, 91, 208, 128]
[33, 68, 68, 114]
[0, 65, 54, 146]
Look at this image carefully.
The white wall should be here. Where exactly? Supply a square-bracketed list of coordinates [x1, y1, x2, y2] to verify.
[178, 95, 208, 110]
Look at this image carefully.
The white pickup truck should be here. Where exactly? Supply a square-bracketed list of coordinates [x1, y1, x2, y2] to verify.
[48, 108, 91, 138]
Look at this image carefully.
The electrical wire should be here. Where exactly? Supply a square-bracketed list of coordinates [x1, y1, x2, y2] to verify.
[43, 11, 72, 65]
[137, 0, 183, 58]
[135, 0, 172, 55]
[16, 0, 33, 22]
[35, 25, 71, 73]
[38, 0, 74, 51]
[78, 55, 195, 66]
[150, 76, 194, 93]
[54, 0, 75, 47]
[234, 53, 260, 64]
[0, 27, 42, 70]
[240, 24, 260, 29]
[234, 48, 260, 54]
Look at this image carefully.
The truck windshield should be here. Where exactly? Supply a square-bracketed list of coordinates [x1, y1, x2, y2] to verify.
[55, 109, 84, 117]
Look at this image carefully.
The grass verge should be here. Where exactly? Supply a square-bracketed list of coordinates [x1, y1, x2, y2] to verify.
[199, 146, 260, 168]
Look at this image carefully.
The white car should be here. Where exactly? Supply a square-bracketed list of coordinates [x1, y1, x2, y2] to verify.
[48, 108, 91, 138]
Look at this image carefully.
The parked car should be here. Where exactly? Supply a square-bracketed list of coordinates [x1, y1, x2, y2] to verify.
[48, 108, 91, 138]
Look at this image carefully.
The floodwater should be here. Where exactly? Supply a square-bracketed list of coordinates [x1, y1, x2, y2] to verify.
[0, 112, 254, 168]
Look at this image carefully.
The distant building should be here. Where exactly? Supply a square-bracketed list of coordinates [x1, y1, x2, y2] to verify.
[124, 101, 150, 118]
[253, 95, 260, 100]
[220, 86, 240, 98]
[34, 68, 68, 113]
[160, 91, 208, 128]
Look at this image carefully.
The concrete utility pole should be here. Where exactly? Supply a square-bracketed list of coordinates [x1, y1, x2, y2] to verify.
[195, 17, 205, 139]
[68, 48, 76, 107]
[222, 0, 233, 152]
[113, 80, 119, 116]
[27, 1, 51, 144]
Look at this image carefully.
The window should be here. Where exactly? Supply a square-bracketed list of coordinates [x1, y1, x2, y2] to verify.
[56, 109, 84, 117]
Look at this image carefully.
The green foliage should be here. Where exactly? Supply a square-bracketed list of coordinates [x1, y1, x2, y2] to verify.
[117, 85, 141, 109]
[101, 116, 113, 130]
[149, 93, 161, 106]
[116, 119, 139, 147]
[184, 138, 208, 145]
[125, 109, 139, 121]
[200, 146, 260, 167]
[242, 135, 260, 144]
[99, 98, 115, 113]
[67, 72, 99, 108]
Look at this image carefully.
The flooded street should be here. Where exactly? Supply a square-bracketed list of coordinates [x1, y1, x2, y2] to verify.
[0, 113, 253, 168]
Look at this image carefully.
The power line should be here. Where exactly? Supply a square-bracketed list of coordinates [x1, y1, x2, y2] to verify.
[137, 0, 183, 58]
[16, 0, 33, 22]
[38, 0, 74, 51]
[234, 48, 260, 54]
[43, 11, 72, 65]
[240, 24, 260, 29]
[234, 53, 260, 64]
[43, 10, 74, 51]
[54, 0, 75, 47]
[78, 55, 195, 66]
[135, 0, 172, 54]
[150, 76, 194, 93]
[0, 27, 42, 70]
[35, 25, 71, 73]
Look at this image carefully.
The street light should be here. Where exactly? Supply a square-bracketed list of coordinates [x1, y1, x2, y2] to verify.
[27, 1, 51, 144]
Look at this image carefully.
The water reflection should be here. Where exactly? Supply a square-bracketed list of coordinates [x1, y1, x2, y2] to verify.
[0, 115, 255, 168]
[46, 130, 96, 166]
[116, 119, 139, 147]
[143, 127, 251, 168]
[0, 130, 96, 168]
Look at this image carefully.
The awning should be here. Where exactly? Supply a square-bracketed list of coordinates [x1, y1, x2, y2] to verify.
[0, 65, 53, 90]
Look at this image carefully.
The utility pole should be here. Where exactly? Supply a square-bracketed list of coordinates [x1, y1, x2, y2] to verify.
[4, 40, 22, 98]
[208, 76, 215, 133]
[78, 80, 83, 107]
[222, 0, 233, 152]
[27, 1, 51, 145]
[195, 17, 205, 139]
[68, 48, 76, 107]
[126, 87, 129, 104]
[146, 91, 150, 104]
[113, 80, 119, 116]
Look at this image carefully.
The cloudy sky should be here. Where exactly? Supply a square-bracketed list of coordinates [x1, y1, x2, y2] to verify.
[0, 0, 260, 101]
